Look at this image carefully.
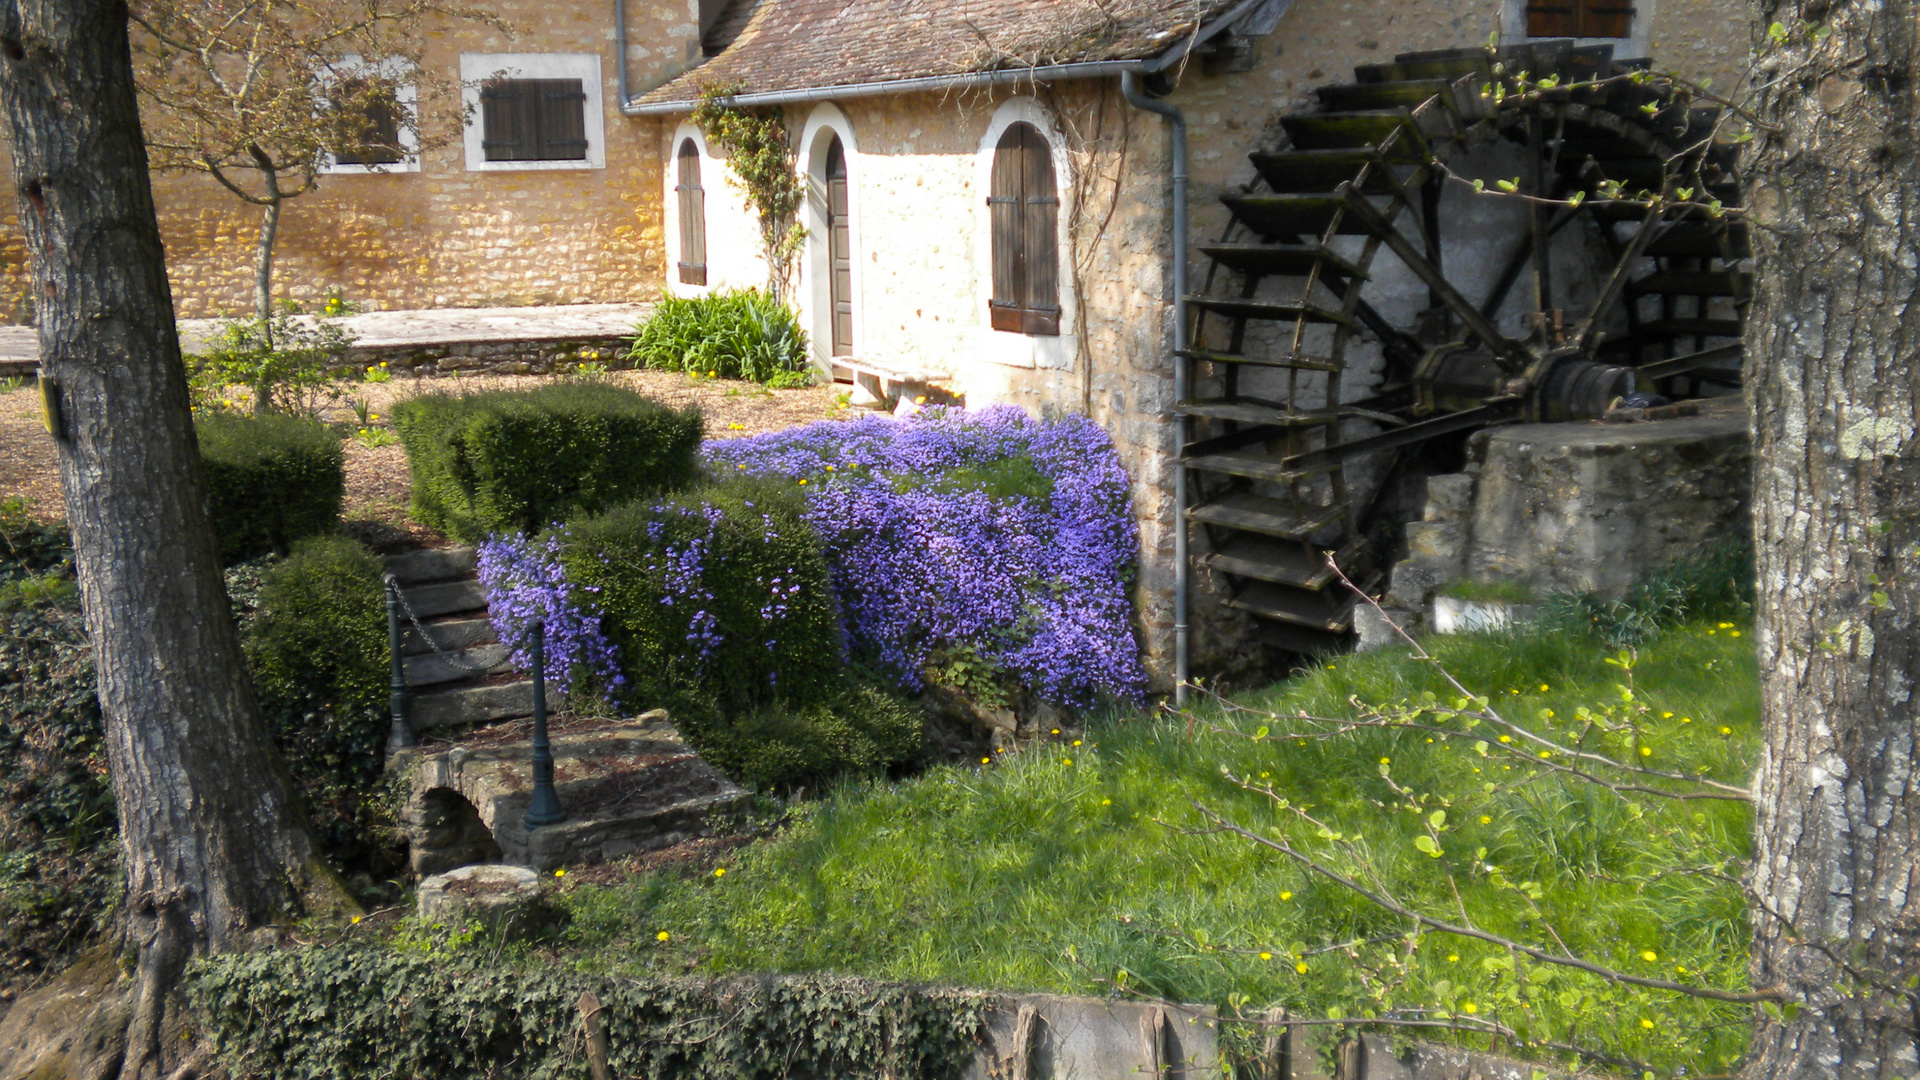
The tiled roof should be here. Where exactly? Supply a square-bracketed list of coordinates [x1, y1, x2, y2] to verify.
[637, 0, 1243, 108]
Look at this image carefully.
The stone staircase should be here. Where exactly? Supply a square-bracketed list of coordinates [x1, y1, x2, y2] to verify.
[382, 546, 749, 878]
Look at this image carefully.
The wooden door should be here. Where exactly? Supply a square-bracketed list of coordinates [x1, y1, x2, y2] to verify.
[825, 137, 854, 357]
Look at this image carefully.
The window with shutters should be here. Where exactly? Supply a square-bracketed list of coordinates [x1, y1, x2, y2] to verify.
[988, 123, 1060, 337]
[481, 78, 589, 161]
[676, 138, 707, 286]
[319, 58, 418, 174]
[1524, 0, 1633, 38]
[460, 54, 605, 171]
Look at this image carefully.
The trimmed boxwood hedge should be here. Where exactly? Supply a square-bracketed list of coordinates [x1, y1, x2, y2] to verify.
[394, 383, 703, 541]
[197, 414, 344, 565]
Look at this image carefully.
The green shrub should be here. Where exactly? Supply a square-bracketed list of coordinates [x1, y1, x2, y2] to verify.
[243, 536, 392, 867]
[395, 383, 702, 541]
[1537, 539, 1755, 645]
[187, 946, 985, 1080]
[197, 413, 344, 565]
[630, 290, 813, 387]
[557, 478, 840, 712]
[674, 684, 925, 792]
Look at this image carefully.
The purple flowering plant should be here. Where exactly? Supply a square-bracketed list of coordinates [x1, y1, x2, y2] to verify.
[474, 530, 626, 700]
[704, 406, 1146, 707]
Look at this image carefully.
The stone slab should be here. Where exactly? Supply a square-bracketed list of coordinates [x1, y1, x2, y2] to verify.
[385, 546, 477, 586]
[401, 616, 497, 657]
[1420, 473, 1474, 522]
[411, 680, 535, 730]
[1465, 408, 1750, 597]
[400, 719, 750, 873]
[404, 643, 511, 687]
[416, 864, 546, 935]
[961, 994, 1220, 1080]
[401, 579, 488, 619]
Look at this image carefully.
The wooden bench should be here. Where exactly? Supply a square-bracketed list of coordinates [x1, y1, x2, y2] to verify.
[831, 356, 953, 408]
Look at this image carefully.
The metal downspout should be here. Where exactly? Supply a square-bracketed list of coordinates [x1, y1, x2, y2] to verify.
[1119, 69, 1190, 705]
[614, 0, 632, 109]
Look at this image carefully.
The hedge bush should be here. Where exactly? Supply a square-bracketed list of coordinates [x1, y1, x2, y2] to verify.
[673, 684, 925, 793]
[188, 946, 985, 1080]
[243, 535, 395, 867]
[630, 290, 813, 387]
[197, 413, 344, 565]
[395, 383, 703, 541]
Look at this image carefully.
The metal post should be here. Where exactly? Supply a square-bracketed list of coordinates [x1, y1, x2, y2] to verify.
[523, 620, 566, 829]
[384, 574, 415, 755]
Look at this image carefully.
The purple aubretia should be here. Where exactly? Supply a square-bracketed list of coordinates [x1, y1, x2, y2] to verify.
[706, 406, 1145, 707]
[474, 531, 625, 699]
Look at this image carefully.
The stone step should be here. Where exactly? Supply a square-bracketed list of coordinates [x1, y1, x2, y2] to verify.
[400, 579, 488, 619]
[404, 643, 512, 688]
[412, 679, 534, 730]
[385, 546, 477, 586]
[401, 616, 497, 657]
[399, 716, 752, 874]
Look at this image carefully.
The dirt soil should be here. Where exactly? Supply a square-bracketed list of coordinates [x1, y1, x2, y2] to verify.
[0, 370, 851, 528]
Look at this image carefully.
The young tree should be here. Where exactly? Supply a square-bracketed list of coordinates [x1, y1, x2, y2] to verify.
[1743, 5, 1920, 1076]
[128, 0, 486, 340]
[0, 0, 344, 1074]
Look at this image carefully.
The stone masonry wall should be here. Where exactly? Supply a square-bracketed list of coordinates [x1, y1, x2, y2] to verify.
[0, 0, 701, 321]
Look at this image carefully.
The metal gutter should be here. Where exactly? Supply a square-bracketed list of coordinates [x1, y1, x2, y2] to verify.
[1117, 68, 1191, 706]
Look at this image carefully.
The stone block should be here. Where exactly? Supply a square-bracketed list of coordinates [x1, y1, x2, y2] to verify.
[960, 994, 1219, 1080]
[1353, 603, 1418, 653]
[1384, 561, 1447, 608]
[1421, 473, 1474, 522]
[1403, 520, 1465, 567]
[416, 864, 547, 936]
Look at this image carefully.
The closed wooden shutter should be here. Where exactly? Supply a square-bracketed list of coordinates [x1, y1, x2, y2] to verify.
[677, 139, 707, 285]
[1526, 0, 1633, 38]
[481, 77, 589, 162]
[331, 78, 403, 166]
[988, 123, 1061, 337]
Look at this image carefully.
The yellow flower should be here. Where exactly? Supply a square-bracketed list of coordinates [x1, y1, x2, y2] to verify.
[914, 396, 927, 404]
[1259, 951, 1273, 961]
[555, 869, 566, 877]
[370, 413, 380, 420]
[1537, 683, 1549, 691]
[351, 915, 362, 924]
[1538, 750, 1552, 759]
[1639, 1018, 1655, 1030]
[1719, 726, 1733, 736]
[1447, 954, 1459, 963]
[1640, 746, 1653, 757]
[798, 478, 808, 485]
[981, 757, 991, 765]
[1662, 711, 1674, 718]
[1462, 1002, 1477, 1014]
[1681, 716, 1693, 723]
[1051, 728, 1061, 735]
[1497, 735, 1511, 744]
[1279, 891, 1293, 901]
[714, 868, 726, 877]
[1479, 815, 1491, 824]
[1072, 739, 1083, 747]
[1295, 961, 1309, 974]
[1730, 630, 1742, 637]
[657, 930, 671, 942]
[1259, 771, 1270, 778]
[1101, 798, 1112, 806]
[1718, 622, 1733, 629]
[1641, 950, 1658, 961]
[1064, 758, 1073, 766]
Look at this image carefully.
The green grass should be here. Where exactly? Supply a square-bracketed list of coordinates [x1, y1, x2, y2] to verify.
[555, 623, 1759, 1076]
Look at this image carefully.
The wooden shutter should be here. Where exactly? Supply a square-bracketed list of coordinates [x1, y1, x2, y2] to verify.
[677, 139, 707, 285]
[535, 79, 589, 160]
[987, 123, 1061, 337]
[332, 78, 402, 166]
[1526, 0, 1633, 38]
[480, 79, 531, 161]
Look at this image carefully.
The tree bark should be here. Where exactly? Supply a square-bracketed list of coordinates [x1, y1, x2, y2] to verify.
[1745, 0, 1920, 1075]
[0, 0, 334, 1076]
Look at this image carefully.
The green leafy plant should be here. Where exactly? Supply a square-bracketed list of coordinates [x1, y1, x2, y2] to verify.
[672, 683, 926, 793]
[196, 413, 345, 565]
[392, 383, 703, 541]
[1536, 541, 1754, 645]
[693, 83, 806, 301]
[361, 361, 393, 384]
[187, 295, 360, 417]
[630, 291, 812, 387]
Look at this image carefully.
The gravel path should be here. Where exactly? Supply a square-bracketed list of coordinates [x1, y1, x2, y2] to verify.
[0, 370, 851, 533]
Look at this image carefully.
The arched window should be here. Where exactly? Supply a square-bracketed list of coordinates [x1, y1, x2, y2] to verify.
[988, 123, 1060, 336]
[676, 138, 707, 286]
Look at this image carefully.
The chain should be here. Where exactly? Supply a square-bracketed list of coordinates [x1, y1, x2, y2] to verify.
[388, 575, 509, 675]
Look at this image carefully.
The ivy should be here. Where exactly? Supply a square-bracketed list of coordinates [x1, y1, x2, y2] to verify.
[187, 946, 987, 1080]
[692, 82, 806, 303]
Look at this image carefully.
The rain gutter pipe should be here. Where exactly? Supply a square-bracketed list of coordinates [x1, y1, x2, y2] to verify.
[1118, 69, 1191, 707]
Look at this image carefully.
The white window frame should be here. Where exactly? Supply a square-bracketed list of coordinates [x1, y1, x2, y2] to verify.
[460, 52, 606, 172]
[318, 55, 421, 175]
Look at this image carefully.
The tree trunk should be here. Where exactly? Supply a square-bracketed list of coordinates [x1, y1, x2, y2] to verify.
[1745, 0, 1920, 1075]
[0, 0, 335, 1076]
[254, 189, 279, 334]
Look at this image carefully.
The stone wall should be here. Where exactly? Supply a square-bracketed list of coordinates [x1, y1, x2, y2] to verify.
[0, 0, 701, 321]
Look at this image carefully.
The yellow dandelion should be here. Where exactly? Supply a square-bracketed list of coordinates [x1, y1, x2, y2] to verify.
[1295, 962, 1309, 974]
[1497, 735, 1511, 744]
[1447, 954, 1459, 963]
[1051, 728, 1061, 735]
[1538, 683, 1549, 691]
[981, 757, 991, 765]
[1064, 758, 1074, 766]
[1640, 1018, 1655, 1030]
[1072, 739, 1083, 747]
[1379, 756, 1391, 764]
[1479, 815, 1491, 824]
[1259, 771, 1270, 778]
[351, 915, 362, 924]
[1539, 750, 1552, 758]
[1640, 746, 1653, 757]
[1718, 622, 1733, 629]
[1280, 891, 1293, 901]
[1681, 716, 1693, 723]
[714, 868, 726, 877]
[1730, 630, 1742, 637]
[1641, 950, 1658, 962]
[1101, 798, 1112, 806]
[1259, 951, 1274, 961]
[1719, 726, 1733, 735]
[914, 396, 927, 404]
[1662, 711, 1674, 719]
[1462, 1002, 1477, 1014]
[656, 930, 671, 942]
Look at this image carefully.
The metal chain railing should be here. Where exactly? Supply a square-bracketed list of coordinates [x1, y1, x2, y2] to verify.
[383, 571, 513, 756]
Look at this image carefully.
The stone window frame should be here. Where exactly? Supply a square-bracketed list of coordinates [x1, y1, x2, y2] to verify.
[973, 97, 1078, 373]
[1503, 0, 1650, 53]
[459, 52, 606, 172]
[318, 55, 421, 175]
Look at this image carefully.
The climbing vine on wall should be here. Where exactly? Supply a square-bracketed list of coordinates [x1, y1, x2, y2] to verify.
[693, 82, 806, 304]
